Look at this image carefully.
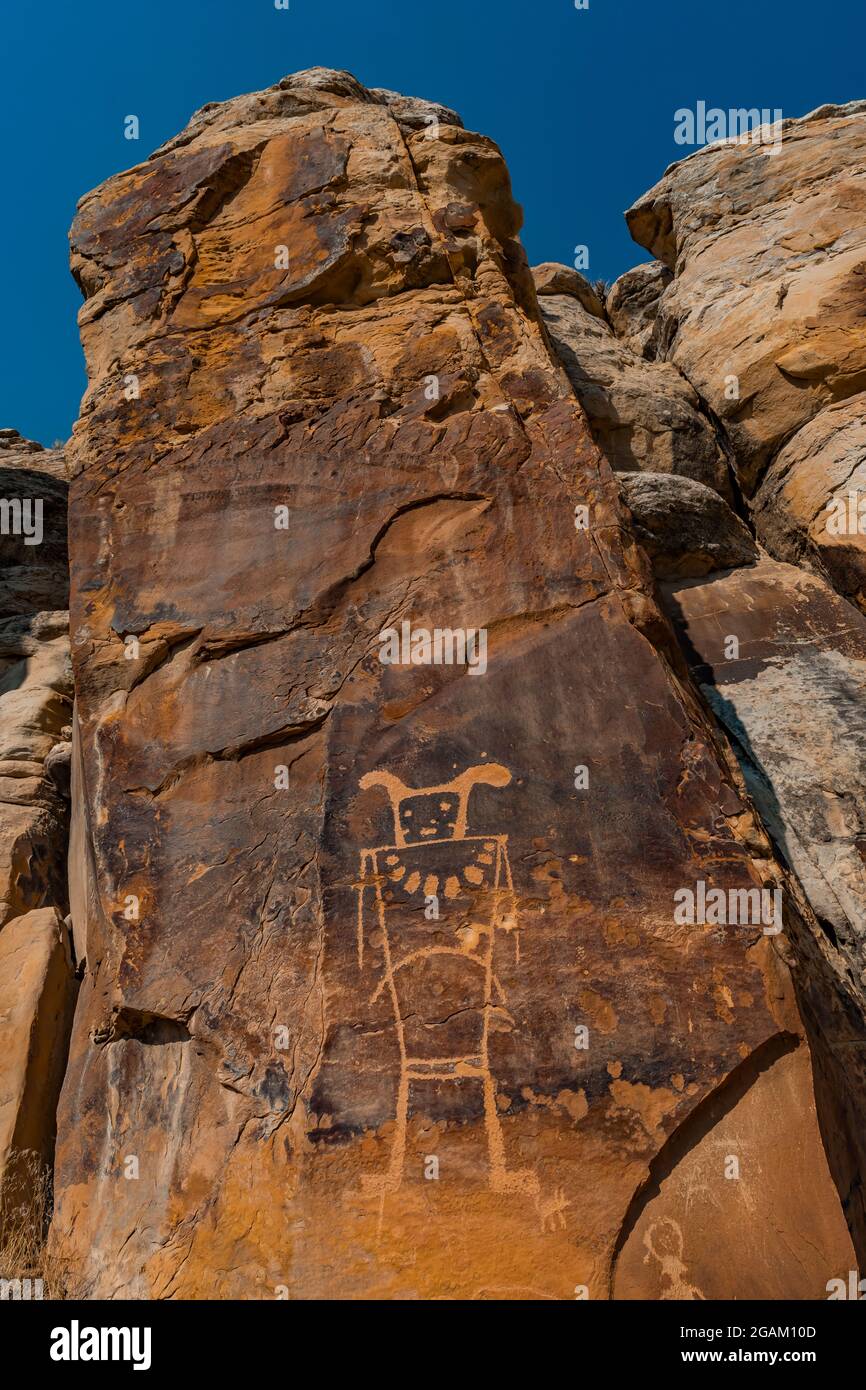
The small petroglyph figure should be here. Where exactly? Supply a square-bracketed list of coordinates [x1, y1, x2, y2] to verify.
[356, 762, 538, 1197]
[537, 1186, 571, 1232]
[643, 1217, 706, 1300]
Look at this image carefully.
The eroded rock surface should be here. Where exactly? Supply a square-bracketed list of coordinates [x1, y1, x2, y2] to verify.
[658, 556, 866, 1254]
[0, 908, 76, 1222]
[0, 433, 73, 1239]
[617, 472, 757, 579]
[49, 69, 849, 1299]
[664, 559, 866, 1002]
[753, 395, 866, 612]
[534, 266, 730, 494]
[534, 262, 606, 318]
[606, 261, 672, 360]
[627, 104, 866, 606]
[0, 433, 71, 927]
[615, 1041, 855, 1300]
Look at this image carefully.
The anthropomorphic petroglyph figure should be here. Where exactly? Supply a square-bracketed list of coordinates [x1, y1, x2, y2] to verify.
[356, 761, 538, 1196]
[643, 1217, 706, 1300]
[538, 1186, 571, 1233]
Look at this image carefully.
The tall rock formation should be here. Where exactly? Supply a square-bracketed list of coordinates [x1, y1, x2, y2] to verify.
[0, 433, 71, 926]
[622, 472, 866, 1253]
[542, 115, 866, 1263]
[50, 69, 855, 1299]
[0, 433, 74, 1227]
[626, 102, 866, 609]
[593, 107, 866, 1255]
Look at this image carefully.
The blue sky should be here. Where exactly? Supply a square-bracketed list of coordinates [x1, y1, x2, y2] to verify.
[2, 0, 862, 446]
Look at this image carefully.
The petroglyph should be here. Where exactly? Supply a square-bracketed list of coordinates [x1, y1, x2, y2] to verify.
[356, 762, 538, 1197]
[643, 1218, 706, 1300]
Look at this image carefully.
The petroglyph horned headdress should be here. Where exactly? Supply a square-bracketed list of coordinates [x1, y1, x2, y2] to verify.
[360, 763, 511, 846]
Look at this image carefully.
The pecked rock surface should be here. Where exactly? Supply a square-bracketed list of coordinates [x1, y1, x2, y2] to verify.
[659, 552, 866, 1247]
[626, 103, 866, 606]
[50, 69, 855, 1299]
[588, 108, 866, 1251]
[614, 1042, 854, 1300]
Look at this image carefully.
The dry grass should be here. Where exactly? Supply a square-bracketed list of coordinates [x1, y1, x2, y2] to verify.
[0, 1149, 76, 1299]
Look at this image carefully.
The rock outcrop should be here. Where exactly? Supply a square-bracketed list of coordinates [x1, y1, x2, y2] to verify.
[605, 261, 672, 360]
[617, 472, 757, 578]
[48, 68, 856, 1300]
[534, 261, 607, 318]
[614, 1042, 854, 1300]
[0, 433, 71, 927]
[658, 549, 866, 1249]
[583, 349, 866, 1260]
[534, 266, 731, 495]
[0, 435, 74, 1227]
[0, 907, 77, 1224]
[752, 395, 866, 611]
[581, 107, 866, 1256]
[665, 558, 866, 972]
[626, 102, 866, 608]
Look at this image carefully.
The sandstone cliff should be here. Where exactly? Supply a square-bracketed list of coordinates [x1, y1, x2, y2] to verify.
[627, 102, 866, 609]
[36, 69, 862, 1301]
[535, 267, 732, 497]
[0, 433, 75, 1237]
[528, 114, 866, 1243]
